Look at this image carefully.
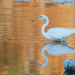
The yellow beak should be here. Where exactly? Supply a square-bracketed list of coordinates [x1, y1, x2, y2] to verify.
[32, 17, 40, 22]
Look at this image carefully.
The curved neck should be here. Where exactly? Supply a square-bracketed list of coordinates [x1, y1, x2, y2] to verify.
[41, 16, 49, 37]
[41, 48, 48, 67]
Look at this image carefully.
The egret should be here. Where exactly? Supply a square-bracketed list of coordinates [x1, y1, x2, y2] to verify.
[32, 15, 75, 41]
[37, 42, 75, 67]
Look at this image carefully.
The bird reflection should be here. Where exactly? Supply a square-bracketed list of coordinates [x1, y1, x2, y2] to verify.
[38, 42, 75, 67]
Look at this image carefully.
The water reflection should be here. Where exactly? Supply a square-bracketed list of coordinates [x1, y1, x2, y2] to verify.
[69, 4, 75, 5]
[1, 0, 75, 75]
[38, 42, 75, 67]
[15, 0, 30, 1]
[53, 0, 75, 3]
[37, 0, 75, 3]
[37, 1, 53, 3]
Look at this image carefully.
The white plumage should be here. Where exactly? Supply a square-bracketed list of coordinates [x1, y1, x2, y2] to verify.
[32, 15, 75, 41]
[37, 42, 75, 67]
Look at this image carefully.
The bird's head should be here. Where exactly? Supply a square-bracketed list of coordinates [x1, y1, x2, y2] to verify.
[37, 62, 45, 67]
[32, 15, 47, 22]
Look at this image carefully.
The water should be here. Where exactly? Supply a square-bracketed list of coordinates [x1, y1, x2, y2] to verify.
[15, 0, 30, 1]
[0, 0, 75, 75]
[69, 4, 75, 5]
[37, 0, 75, 4]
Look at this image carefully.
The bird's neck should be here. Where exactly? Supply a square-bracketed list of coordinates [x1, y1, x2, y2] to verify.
[41, 17, 49, 38]
[41, 57, 48, 67]
[41, 48, 48, 67]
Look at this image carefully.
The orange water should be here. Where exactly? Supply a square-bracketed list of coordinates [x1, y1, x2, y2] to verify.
[0, 1, 75, 75]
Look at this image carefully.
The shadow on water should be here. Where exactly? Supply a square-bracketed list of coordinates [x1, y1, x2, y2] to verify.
[38, 42, 75, 67]
[64, 70, 75, 75]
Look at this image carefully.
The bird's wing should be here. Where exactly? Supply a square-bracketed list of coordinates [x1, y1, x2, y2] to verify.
[47, 28, 72, 39]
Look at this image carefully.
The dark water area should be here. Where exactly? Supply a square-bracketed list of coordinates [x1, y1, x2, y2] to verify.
[0, 0, 75, 75]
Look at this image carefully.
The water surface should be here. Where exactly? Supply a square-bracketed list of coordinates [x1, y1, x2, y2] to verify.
[0, 0, 75, 75]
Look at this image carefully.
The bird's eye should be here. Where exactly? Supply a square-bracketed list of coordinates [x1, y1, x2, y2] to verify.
[40, 16, 42, 18]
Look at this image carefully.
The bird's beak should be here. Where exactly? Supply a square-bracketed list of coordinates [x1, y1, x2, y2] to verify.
[36, 62, 41, 66]
[32, 17, 40, 22]
[34, 62, 40, 66]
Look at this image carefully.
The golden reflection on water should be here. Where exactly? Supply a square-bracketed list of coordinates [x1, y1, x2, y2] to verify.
[0, 0, 75, 75]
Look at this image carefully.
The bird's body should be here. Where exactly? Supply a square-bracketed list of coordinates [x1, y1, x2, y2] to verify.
[38, 42, 75, 67]
[46, 27, 75, 41]
[32, 15, 75, 41]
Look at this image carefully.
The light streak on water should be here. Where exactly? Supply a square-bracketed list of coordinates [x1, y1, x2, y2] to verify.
[15, 0, 30, 1]
[37, 0, 75, 4]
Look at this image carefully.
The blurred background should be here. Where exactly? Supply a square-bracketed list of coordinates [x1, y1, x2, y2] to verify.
[0, 0, 75, 75]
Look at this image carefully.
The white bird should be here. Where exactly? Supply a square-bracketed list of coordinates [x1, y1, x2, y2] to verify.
[37, 42, 75, 67]
[32, 15, 75, 41]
